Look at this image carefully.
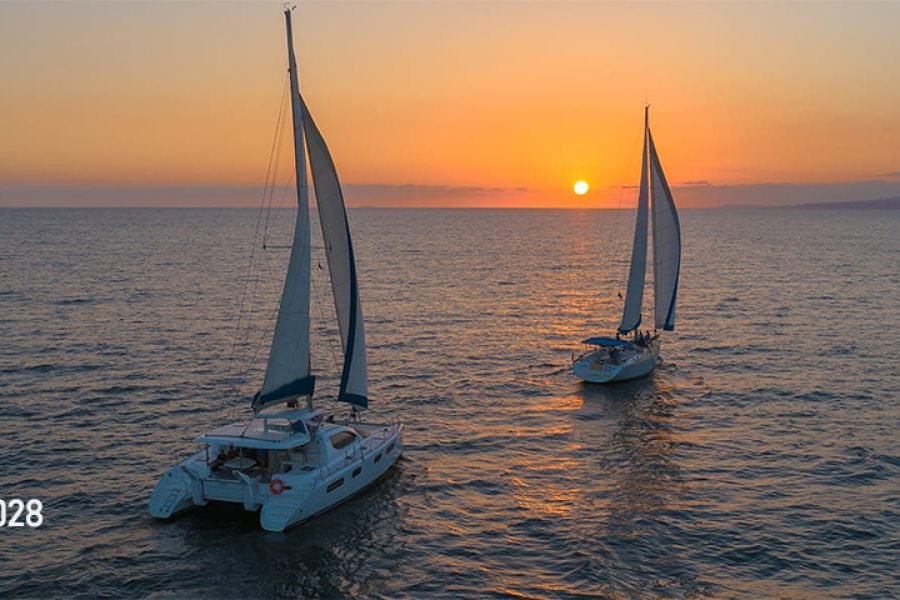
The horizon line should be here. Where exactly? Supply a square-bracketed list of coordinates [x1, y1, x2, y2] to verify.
[2, 179, 900, 209]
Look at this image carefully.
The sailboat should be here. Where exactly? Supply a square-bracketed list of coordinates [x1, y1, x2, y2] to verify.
[149, 9, 403, 532]
[572, 107, 681, 383]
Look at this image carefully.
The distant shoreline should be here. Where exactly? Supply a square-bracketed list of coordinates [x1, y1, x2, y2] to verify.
[727, 196, 900, 210]
[784, 196, 900, 209]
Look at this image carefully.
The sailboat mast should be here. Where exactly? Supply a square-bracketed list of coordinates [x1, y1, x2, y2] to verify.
[285, 8, 314, 411]
[646, 105, 653, 336]
[285, 9, 306, 227]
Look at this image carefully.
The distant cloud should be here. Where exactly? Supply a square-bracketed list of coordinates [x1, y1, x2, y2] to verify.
[876, 171, 900, 179]
[345, 183, 528, 204]
[0, 182, 530, 208]
[0, 184, 260, 208]
[675, 180, 900, 208]
[680, 180, 710, 186]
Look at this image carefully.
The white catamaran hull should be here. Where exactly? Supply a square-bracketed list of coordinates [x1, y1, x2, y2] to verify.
[573, 339, 659, 383]
[150, 422, 402, 532]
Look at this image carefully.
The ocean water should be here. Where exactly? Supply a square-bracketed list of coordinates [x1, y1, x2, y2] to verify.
[0, 207, 897, 598]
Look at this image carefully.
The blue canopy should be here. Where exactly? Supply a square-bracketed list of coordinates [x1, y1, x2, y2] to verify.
[582, 336, 629, 347]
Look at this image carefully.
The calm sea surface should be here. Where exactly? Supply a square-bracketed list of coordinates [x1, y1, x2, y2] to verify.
[0, 208, 897, 598]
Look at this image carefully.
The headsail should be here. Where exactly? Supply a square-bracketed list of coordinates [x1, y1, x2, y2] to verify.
[618, 108, 650, 335]
[254, 10, 314, 410]
[301, 97, 369, 408]
[649, 129, 681, 331]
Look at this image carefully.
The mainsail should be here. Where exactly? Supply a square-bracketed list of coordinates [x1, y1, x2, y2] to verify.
[254, 9, 314, 410]
[618, 108, 650, 334]
[649, 131, 681, 331]
[302, 97, 369, 408]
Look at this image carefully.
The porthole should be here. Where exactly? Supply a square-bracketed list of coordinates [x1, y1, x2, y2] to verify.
[327, 478, 344, 493]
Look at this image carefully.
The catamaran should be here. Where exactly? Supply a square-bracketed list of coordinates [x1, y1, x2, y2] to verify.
[573, 107, 681, 383]
[149, 9, 403, 532]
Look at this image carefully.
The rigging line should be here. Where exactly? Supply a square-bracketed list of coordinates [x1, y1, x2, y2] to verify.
[235, 80, 290, 393]
[256, 177, 299, 384]
[254, 151, 299, 366]
[244, 244, 282, 377]
[228, 75, 288, 393]
[263, 86, 290, 245]
[266, 162, 298, 245]
[241, 225, 291, 400]
[262, 86, 293, 247]
[223, 73, 290, 406]
[237, 274, 283, 433]
[237, 267, 284, 425]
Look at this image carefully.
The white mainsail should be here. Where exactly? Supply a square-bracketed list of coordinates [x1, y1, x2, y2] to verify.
[302, 97, 368, 407]
[649, 131, 681, 331]
[254, 10, 314, 409]
[618, 109, 650, 334]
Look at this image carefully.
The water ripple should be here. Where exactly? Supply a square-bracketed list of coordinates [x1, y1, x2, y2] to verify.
[0, 208, 897, 598]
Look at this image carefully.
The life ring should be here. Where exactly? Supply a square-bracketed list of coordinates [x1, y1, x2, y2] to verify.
[269, 478, 287, 495]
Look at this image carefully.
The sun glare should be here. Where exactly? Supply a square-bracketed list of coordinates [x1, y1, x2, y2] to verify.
[573, 180, 589, 196]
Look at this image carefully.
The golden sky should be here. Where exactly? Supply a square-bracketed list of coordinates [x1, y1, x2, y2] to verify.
[2, 1, 900, 207]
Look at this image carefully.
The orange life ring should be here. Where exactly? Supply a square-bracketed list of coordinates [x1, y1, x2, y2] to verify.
[269, 478, 287, 495]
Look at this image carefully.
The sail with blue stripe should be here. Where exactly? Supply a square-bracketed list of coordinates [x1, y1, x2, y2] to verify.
[649, 130, 681, 331]
[301, 97, 368, 407]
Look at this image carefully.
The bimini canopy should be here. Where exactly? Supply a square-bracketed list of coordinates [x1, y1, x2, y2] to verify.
[582, 336, 629, 347]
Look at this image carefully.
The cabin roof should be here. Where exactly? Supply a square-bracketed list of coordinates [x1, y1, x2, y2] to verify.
[198, 418, 311, 450]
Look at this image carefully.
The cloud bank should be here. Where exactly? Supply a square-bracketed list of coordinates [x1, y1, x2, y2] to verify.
[0, 183, 528, 208]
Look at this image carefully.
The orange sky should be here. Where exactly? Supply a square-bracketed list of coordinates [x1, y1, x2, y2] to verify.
[2, 1, 900, 207]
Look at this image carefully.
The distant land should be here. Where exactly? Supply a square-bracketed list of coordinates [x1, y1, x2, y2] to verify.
[726, 196, 900, 210]
[788, 196, 900, 210]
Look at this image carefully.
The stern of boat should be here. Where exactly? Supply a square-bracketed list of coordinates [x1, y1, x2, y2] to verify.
[260, 479, 315, 532]
[149, 464, 204, 519]
[573, 339, 660, 383]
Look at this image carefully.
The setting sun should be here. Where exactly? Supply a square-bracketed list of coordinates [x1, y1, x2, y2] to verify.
[573, 180, 589, 196]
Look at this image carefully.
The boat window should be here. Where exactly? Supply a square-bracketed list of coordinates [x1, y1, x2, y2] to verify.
[387, 443, 395, 453]
[326, 478, 344, 493]
[352, 467, 362, 478]
[374, 453, 382, 464]
[330, 431, 357, 450]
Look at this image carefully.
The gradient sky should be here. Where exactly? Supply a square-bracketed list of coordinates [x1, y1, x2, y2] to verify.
[2, 0, 900, 208]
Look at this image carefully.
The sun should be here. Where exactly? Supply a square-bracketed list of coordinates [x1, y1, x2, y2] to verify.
[573, 180, 589, 196]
